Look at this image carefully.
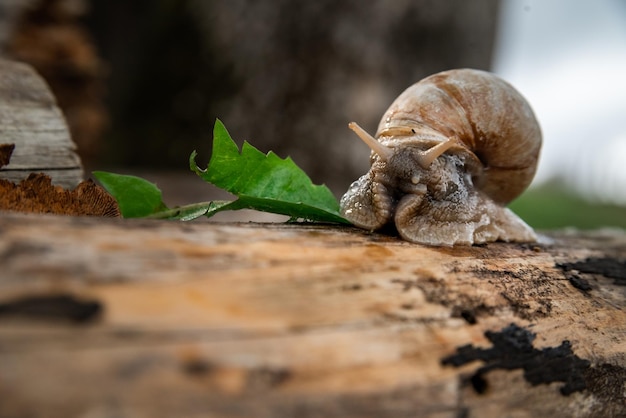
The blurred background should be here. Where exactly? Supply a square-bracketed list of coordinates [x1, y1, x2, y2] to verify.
[0, 0, 625, 229]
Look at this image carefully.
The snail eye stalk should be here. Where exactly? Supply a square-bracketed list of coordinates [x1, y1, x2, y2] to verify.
[348, 122, 393, 162]
[415, 137, 458, 169]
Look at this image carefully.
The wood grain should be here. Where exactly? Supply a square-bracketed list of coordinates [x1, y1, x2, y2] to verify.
[0, 212, 624, 417]
[0, 59, 83, 188]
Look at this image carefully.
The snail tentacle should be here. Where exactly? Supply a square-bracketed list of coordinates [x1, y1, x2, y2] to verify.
[415, 136, 458, 169]
[348, 122, 393, 161]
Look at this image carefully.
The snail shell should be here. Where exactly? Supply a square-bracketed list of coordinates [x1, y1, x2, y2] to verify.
[340, 68, 542, 246]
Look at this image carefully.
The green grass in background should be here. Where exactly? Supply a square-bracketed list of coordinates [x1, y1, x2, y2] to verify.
[509, 184, 626, 230]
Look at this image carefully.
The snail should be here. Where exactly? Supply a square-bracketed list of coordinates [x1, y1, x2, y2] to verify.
[340, 68, 542, 246]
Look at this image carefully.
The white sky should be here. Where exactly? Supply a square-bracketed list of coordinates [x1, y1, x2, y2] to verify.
[492, 0, 626, 204]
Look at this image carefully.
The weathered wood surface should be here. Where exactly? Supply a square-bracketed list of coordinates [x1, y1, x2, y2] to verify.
[0, 212, 624, 418]
[0, 59, 83, 188]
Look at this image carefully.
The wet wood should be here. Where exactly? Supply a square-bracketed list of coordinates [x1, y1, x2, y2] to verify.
[0, 59, 83, 188]
[0, 212, 624, 418]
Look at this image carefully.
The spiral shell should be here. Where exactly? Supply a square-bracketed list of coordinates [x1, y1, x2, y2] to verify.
[340, 68, 542, 246]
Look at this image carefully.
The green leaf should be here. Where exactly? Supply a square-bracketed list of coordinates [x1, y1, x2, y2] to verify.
[93, 120, 349, 224]
[92, 171, 168, 218]
[191, 119, 349, 223]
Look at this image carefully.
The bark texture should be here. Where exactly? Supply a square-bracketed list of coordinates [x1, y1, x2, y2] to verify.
[0, 212, 624, 418]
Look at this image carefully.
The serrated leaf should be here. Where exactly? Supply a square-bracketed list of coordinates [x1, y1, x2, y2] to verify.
[93, 120, 349, 224]
[190, 119, 349, 223]
[92, 171, 167, 218]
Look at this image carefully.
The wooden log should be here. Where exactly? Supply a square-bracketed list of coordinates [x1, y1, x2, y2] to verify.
[2, 1, 108, 166]
[0, 212, 624, 418]
[0, 58, 83, 188]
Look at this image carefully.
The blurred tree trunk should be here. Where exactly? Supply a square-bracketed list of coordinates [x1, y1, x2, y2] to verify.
[84, 0, 499, 189]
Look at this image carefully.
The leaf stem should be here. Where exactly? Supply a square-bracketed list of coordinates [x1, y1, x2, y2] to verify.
[145, 200, 231, 220]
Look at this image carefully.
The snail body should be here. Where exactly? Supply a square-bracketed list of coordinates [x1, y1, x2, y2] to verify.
[340, 68, 542, 246]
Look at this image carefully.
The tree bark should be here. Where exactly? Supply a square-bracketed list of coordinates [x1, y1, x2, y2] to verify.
[0, 212, 624, 418]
